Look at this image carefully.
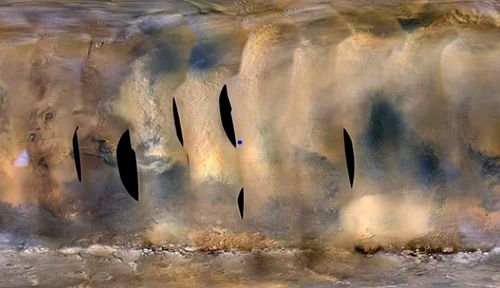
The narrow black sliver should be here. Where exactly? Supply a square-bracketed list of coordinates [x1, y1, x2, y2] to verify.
[72, 126, 82, 182]
[173, 97, 184, 146]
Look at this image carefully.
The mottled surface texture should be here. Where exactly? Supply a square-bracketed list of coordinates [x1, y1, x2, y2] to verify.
[0, 0, 498, 287]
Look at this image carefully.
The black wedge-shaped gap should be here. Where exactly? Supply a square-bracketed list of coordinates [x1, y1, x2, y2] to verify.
[237, 187, 244, 219]
[72, 126, 82, 182]
[172, 97, 184, 146]
[343, 128, 355, 188]
[116, 129, 139, 201]
[219, 85, 237, 147]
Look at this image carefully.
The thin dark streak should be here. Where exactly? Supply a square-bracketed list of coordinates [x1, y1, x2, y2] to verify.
[72, 126, 82, 182]
[343, 128, 355, 188]
[116, 129, 139, 201]
[219, 85, 237, 147]
[80, 152, 115, 165]
[237, 187, 244, 219]
[172, 97, 184, 146]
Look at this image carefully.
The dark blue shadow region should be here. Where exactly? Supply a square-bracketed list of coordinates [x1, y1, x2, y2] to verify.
[397, 17, 426, 32]
[366, 99, 405, 153]
[149, 41, 183, 79]
[188, 43, 218, 70]
[414, 143, 444, 187]
[468, 147, 500, 178]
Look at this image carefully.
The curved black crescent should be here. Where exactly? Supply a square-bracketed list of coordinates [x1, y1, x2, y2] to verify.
[219, 85, 237, 147]
[116, 129, 139, 201]
[343, 128, 355, 188]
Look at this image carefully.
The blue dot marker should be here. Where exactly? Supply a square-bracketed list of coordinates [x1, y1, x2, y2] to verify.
[237, 139, 243, 145]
